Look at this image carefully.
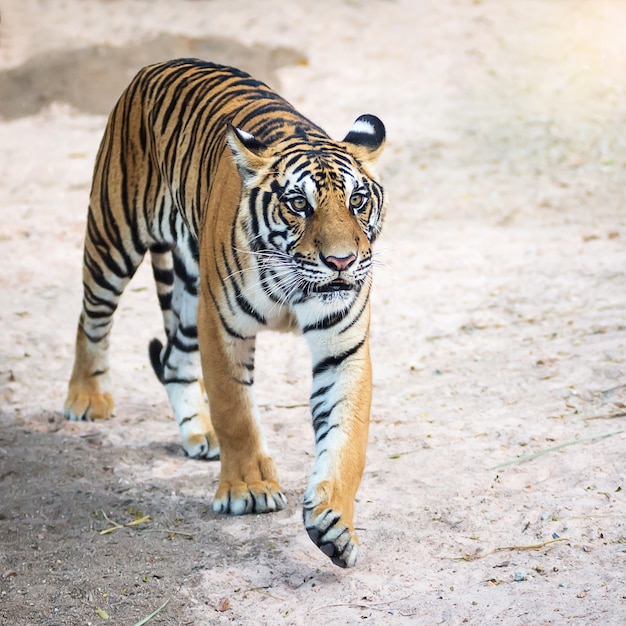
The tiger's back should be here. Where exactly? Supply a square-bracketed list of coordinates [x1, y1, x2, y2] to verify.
[65, 59, 386, 568]
[104, 60, 327, 238]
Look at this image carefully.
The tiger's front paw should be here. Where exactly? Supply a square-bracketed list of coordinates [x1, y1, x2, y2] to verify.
[63, 389, 114, 421]
[212, 453, 286, 515]
[303, 500, 359, 568]
[213, 479, 287, 515]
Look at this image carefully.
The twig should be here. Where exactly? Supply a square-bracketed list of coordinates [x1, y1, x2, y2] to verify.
[275, 403, 308, 409]
[144, 529, 193, 537]
[99, 510, 123, 535]
[490, 430, 623, 469]
[132, 599, 170, 626]
[126, 516, 151, 527]
[242, 586, 285, 601]
[584, 412, 626, 421]
[99, 511, 151, 535]
[454, 537, 570, 561]
[494, 537, 569, 552]
[99, 511, 192, 538]
[389, 450, 419, 459]
[312, 594, 413, 614]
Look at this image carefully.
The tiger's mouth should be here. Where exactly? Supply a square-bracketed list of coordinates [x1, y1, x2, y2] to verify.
[312, 279, 355, 294]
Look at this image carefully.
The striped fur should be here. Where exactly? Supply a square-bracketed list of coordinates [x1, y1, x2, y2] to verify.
[64, 59, 386, 567]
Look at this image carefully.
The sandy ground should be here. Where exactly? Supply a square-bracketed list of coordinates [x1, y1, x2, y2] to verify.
[1, 0, 626, 624]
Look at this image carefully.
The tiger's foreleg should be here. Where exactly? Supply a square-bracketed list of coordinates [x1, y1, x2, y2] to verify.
[148, 240, 219, 460]
[302, 317, 372, 568]
[197, 290, 287, 515]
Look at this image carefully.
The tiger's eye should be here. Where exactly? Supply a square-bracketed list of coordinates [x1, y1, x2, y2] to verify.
[290, 197, 308, 212]
[349, 193, 366, 210]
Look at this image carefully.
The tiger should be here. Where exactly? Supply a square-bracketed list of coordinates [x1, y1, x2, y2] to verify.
[63, 58, 386, 568]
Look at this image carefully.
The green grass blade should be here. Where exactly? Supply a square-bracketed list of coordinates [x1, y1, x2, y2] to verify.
[132, 599, 170, 626]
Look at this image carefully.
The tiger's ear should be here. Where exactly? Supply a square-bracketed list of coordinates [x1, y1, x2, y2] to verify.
[226, 124, 271, 183]
[341, 114, 386, 163]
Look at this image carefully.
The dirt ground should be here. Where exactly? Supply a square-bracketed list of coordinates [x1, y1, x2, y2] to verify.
[1, 0, 625, 624]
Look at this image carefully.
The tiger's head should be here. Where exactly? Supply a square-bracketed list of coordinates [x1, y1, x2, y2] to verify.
[227, 114, 386, 311]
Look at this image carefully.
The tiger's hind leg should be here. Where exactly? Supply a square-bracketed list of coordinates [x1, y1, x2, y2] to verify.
[64, 212, 145, 422]
[148, 240, 219, 460]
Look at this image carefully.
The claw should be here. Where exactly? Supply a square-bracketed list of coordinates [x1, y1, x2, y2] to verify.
[213, 481, 286, 515]
[304, 507, 359, 568]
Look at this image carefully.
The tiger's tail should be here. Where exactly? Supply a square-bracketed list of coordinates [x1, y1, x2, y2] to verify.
[149, 338, 165, 383]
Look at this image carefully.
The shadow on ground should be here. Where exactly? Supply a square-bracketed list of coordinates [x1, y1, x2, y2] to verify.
[0, 33, 305, 118]
[0, 412, 302, 624]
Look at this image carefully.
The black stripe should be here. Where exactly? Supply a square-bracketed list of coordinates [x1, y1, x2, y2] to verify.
[312, 399, 342, 430]
[83, 257, 122, 296]
[150, 242, 172, 255]
[235, 290, 265, 323]
[222, 244, 266, 324]
[302, 306, 350, 333]
[230, 213, 244, 275]
[86, 219, 127, 279]
[82, 329, 108, 344]
[338, 293, 369, 335]
[310, 383, 335, 400]
[178, 324, 198, 339]
[153, 266, 174, 285]
[172, 335, 198, 353]
[83, 284, 117, 310]
[188, 234, 199, 261]
[179, 413, 199, 426]
[312, 338, 366, 377]
[206, 280, 253, 341]
[83, 306, 114, 320]
[163, 377, 198, 385]
[305, 509, 341, 536]
[158, 292, 172, 310]
[173, 254, 198, 296]
[316, 423, 339, 444]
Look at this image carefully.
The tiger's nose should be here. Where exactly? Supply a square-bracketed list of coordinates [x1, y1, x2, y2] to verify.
[320, 253, 357, 271]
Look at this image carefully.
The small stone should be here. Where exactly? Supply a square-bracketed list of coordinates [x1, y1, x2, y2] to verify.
[559, 582, 568, 588]
[514, 571, 527, 582]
